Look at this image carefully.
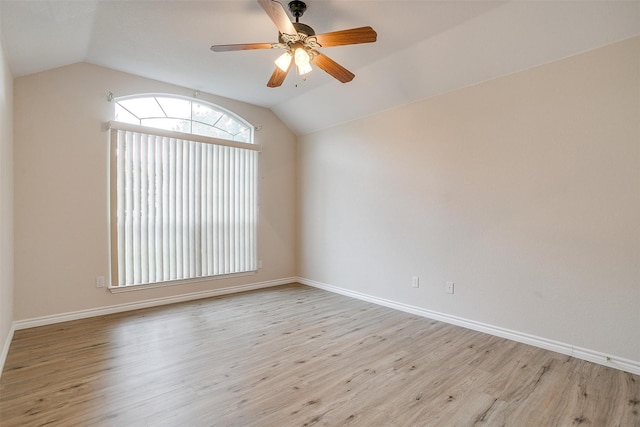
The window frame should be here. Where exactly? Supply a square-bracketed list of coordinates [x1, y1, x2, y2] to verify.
[114, 93, 255, 143]
[108, 94, 260, 292]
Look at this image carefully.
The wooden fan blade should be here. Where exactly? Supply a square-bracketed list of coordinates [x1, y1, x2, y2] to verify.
[312, 52, 355, 83]
[267, 56, 293, 87]
[315, 26, 377, 47]
[210, 43, 275, 52]
[257, 0, 297, 36]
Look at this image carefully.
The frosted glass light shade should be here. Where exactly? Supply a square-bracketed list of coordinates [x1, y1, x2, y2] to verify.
[297, 62, 312, 75]
[275, 52, 292, 72]
[294, 47, 310, 67]
[294, 47, 312, 75]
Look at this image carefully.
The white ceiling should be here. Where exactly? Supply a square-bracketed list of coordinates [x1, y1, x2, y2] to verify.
[1, 0, 639, 135]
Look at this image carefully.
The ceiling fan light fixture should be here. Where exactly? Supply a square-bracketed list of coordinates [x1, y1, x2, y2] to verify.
[275, 52, 292, 72]
[211, 0, 378, 87]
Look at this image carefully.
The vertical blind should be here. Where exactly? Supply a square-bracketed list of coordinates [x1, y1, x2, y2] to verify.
[110, 124, 259, 287]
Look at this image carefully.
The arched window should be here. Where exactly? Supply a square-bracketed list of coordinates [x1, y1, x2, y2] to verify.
[109, 94, 259, 289]
[115, 95, 253, 143]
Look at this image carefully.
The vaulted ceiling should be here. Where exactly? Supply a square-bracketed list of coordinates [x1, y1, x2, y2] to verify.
[1, 1, 639, 135]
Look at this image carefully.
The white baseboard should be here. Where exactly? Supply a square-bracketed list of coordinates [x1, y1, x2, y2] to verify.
[0, 323, 16, 379]
[13, 277, 297, 331]
[297, 277, 640, 376]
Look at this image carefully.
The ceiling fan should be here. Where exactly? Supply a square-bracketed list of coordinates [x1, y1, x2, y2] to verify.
[210, 0, 377, 88]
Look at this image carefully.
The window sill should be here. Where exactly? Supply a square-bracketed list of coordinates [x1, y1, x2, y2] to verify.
[108, 271, 257, 293]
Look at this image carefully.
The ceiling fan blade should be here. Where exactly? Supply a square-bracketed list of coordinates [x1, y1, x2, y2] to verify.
[267, 56, 293, 87]
[257, 0, 297, 36]
[210, 43, 276, 52]
[315, 26, 377, 47]
[312, 52, 355, 83]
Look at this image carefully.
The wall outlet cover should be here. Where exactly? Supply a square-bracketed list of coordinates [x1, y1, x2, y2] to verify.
[445, 281, 454, 294]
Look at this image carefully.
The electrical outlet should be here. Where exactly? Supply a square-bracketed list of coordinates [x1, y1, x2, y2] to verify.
[96, 276, 105, 288]
[445, 281, 454, 294]
[412, 276, 420, 288]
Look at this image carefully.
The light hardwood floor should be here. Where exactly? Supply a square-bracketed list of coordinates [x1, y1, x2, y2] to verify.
[1, 284, 638, 426]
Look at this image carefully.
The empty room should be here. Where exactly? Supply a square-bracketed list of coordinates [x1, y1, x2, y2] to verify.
[0, 0, 639, 425]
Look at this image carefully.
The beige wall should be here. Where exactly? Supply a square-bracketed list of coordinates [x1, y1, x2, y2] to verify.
[13, 63, 297, 320]
[298, 37, 640, 362]
[0, 18, 14, 362]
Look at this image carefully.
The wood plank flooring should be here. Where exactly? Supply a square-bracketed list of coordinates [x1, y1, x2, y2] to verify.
[1, 284, 638, 426]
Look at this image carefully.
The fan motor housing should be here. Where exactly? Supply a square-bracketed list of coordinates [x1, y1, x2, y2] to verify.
[293, 22, 315, 36]
[278, 22, 315, 43]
